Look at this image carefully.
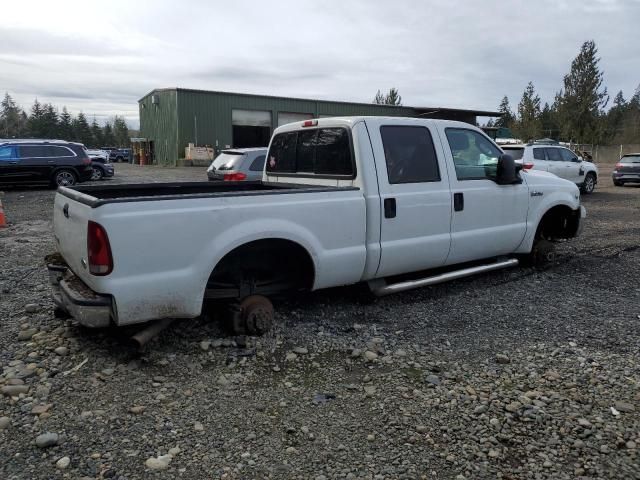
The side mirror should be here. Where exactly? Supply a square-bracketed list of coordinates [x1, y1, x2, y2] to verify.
[496, 154, 522, 185]
[572, 157, 582, 163]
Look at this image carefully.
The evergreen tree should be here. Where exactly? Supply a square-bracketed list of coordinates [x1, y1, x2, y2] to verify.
[113, 116, 130, 146]
[91, 118, 104, 148]
[42, 103, 59, 139]
[58, 107, 74, 141]
[556, 40, 609, 143]
[102, 122, 116, 146]
[516, 82, 542, 141]
[72, 112, 93, 146]
[540, 103, 559, 139]
[1, 92, 27, 138]
[494, 96, 515, 129]
[27, 99, 46, 138]
[373, 88, 402, 106]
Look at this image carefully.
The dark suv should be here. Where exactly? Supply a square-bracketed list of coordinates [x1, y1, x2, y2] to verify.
[0, 140, 93, 187]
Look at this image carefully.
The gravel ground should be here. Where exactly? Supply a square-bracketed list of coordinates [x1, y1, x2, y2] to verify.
[0, 163, 639, 480]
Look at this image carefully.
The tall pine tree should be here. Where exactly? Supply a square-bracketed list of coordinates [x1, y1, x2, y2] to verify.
[59, 107, 74, 141]
[516, 82, 542, 142]
[494, 96, 515, 129]
[556, 40, 608, 143]
[73, 112, 93, 146]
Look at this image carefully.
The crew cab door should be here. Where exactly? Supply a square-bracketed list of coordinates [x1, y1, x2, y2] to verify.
[366, 119, 452, 278]
[439, 126, 528, 264]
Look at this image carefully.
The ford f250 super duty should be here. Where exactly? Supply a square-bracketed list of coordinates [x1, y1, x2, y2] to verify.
[48, 117, 585, 335]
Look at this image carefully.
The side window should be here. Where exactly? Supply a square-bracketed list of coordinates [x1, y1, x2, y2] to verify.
[249, 155, 266, 172]
[559, 148, 577, 162]
[266, 128, 353, 177]
[380, 126, 440, 184]
[50, 146, 75, 157]
[445, 128, 502, 180]
[533, 148, 546, 160]
[545, 148, 562, 161]
[0, 146, 15, 161]
[19, 145, 49, 158]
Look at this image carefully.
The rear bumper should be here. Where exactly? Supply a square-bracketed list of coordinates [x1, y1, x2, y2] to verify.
[612, 172, 640, 183]
[47, 263, 113, 328]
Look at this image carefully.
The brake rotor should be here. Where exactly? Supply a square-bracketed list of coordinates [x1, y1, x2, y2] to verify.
[240, 295, 274, 336]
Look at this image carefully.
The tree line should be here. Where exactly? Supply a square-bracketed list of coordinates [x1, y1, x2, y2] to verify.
[1, 93, 130, 148]
[491, 40, 640, 145]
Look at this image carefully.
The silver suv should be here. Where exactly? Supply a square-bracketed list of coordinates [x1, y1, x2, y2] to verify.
[501, 144, 598, 194]
[206, 148, 267, 182]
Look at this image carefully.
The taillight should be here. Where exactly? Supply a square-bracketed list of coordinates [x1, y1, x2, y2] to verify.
[522, 162, 534, 170]
[302, 119, 318, 127]
[223, 172, 247, 181]
[87, 221, 113, 275]
[82, 157, 91, 165]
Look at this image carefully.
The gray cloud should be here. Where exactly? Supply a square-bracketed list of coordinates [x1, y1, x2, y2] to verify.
[1, 0, 639, 129]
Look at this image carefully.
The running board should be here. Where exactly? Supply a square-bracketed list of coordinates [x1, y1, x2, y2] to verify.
[369, 258, 519, 297]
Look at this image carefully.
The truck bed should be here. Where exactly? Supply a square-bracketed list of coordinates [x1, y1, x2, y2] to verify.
[60, 181, 358, 207]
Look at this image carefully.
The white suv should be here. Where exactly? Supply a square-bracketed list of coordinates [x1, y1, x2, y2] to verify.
[501, 144, 598, 194]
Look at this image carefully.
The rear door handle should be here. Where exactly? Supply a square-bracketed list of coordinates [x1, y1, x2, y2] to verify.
[48, 160, 56, 164]
[384, 198, 396, 218]
[453, 192, 464, 212]
[9, 161, 18, 164]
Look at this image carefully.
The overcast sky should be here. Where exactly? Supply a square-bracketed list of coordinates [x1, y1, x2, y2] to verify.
[1, 0, 639, 128]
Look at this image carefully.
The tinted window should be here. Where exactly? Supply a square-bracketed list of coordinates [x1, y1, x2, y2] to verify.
[20, 145, 49, 158]
[502, 147, 524, 160]
[249, 155, 266, 171]
[559, 148, 577, 162]
[296, 130, 316, 173]
[267, 132, 297, 172]
[315, 128, 352, 175]
[545, 148, 562, 161]
[621, 155, 640, 163]
[51, 146, 75, 157]
[380, 126, 440, 184]
[0, 146, 15, 161]
[533, 148, 546, 160]
[445, 128, 501, 180]
[267, 128, 353, 176]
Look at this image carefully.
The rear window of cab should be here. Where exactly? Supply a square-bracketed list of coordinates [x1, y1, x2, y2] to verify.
[266, 128, 354, 177]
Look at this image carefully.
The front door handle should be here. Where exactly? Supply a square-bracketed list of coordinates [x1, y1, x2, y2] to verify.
[9, 161, 18, 165]
[48, 160, 56, 164]
[384, 198, 396, 218]
[453, 192, 464, 212]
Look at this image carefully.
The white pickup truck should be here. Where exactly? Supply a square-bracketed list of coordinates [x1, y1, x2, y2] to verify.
[48, 117, 585, 335]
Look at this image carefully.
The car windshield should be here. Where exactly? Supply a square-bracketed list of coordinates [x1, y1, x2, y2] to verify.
[621, 155, 640, 163]
[502, 147, 524, 160]
[212, 152, 244, 170]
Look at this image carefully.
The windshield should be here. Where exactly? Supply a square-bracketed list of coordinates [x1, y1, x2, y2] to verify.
[621, 155, 640, 163]
[502, 147, 524, 160]
[212, 151, 244, 170]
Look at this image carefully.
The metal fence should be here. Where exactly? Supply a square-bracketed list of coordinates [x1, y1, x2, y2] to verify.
[570, 144, 640, 164]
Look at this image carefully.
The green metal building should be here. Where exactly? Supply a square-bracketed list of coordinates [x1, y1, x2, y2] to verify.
[138, 88, 498, 166]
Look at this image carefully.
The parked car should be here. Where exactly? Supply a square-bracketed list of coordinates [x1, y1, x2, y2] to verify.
[86, 150, 115, 181]
[612, 153, 640, 186]
[207, 148, 267, 181]
[100, 147, 130, 163]
[47, 117, 584, 335]
[0, 139, 93, 187]
[501, 143, 598, 194]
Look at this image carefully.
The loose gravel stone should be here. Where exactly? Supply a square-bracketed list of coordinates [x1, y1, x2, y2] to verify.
[54, 346, 68, 356]
[0, 417, 10, 430]
[363, 351, 378, 362]
[25, 303, 40, 313]
[35, 433, 59, 448]
[495, 353, 510, 364]
[17, 328, 38, 341]
[56, 456, 70, 469]
[2, 385, 29, 396]
[145, 455, 172, 470]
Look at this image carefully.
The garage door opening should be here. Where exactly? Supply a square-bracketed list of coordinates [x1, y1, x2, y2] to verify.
[232, 109, 272, 148]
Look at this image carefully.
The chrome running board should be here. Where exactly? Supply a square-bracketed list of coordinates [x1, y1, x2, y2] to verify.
[369, 258, 519, 297]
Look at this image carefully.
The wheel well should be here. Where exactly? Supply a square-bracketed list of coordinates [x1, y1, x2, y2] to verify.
[205, 239, 315, 299]
[536, 205, 580, 240]
[51, 167, 77, 179]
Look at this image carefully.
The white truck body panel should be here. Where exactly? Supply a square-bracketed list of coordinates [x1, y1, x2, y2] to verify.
[51, 117, 584, 327]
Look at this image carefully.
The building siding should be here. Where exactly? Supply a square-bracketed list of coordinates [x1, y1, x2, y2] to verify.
[139, 88, 490, 166]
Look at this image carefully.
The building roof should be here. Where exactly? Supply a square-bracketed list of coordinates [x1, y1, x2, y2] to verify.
[139, 87, 500, 118]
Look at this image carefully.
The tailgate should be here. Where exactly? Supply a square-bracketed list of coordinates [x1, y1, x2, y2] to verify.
[53, 191, 94, 283]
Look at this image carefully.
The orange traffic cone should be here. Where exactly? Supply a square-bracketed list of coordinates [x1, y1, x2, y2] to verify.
[0, 197, 6, 227]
